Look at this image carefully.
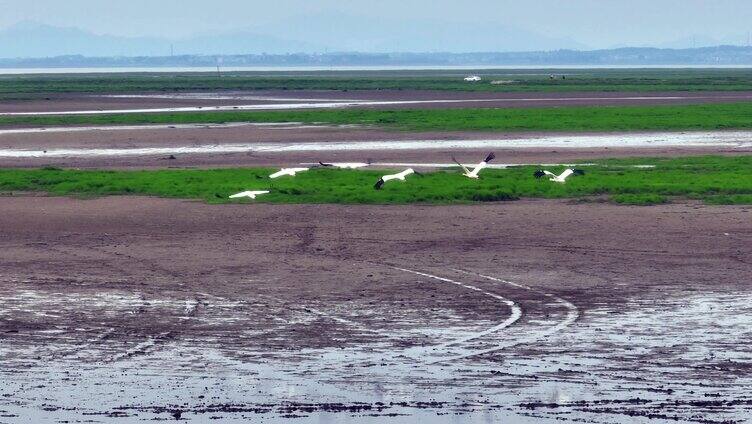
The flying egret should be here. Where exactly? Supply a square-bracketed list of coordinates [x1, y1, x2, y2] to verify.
[269, 168, 309, 179]
[229, 190, 270, 199]
[534, 168, 585, 183]
[374, 168, 416, 190]
[452, 152, 495, 179]
[318, 161, 370, 169]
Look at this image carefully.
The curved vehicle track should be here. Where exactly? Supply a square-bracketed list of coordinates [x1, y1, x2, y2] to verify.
[1, 196, 750, 423]
[392, 266, 579, 364]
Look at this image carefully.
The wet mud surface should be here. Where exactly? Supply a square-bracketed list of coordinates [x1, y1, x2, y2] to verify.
[3, 89, 752, 114]
[1, 197, 751, 423]
[2, 89, 752, 170]
[1, 122, 750, 169]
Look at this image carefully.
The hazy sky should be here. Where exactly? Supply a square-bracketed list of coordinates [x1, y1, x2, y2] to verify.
[1, 0, 751, 48]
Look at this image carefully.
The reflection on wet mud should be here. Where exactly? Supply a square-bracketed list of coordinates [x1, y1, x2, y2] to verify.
[2, 269, 751, 423]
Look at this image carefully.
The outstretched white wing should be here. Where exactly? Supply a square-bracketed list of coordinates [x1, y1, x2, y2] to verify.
[381, 168, 414, 183]
[398, 168, 415, 179]
[469, 161, 488, 177]
[333, 162, 369, 169]
[269, 169, 288, 179]
[229, 190, 270, 199]
[270, 167, 309, 179]
[559, 169, 575, 180]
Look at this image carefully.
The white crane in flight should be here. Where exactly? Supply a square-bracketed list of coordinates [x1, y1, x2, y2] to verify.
[374, 168, 417, 190]
[318, 161, 371, 169]
[269, 168, 310, 179]
[452, 153, 495, 179]
[534, 168, 585, 183]
[229, 190, 270, 199]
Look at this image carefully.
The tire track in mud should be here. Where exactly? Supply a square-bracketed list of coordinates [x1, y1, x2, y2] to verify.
[77, 295, 201, 363]
[390, 266, 579, 364]
[7, 285, 201, 364]
[443, 269, 579, 362]
[48, 328, 117, 361]
[296, 247, 578, 364]
[393, 267, 523, 349]
[0, 279, 153, 363]
[106, 331, 174, 363]
[99, 296, 206, 363]
[23, 243, 206, 363]
[454, 269, 579, 320]
[38, 295, 191, 363]
[257, 294, 383, 335]
[194, 290, 381, 333]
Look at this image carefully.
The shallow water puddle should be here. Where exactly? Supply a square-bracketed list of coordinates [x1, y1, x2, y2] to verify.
[0, 121, 317, 136]
[0, 130, 749, 157]
[2, 278, 751, 423]
[0, 95, 714, 116]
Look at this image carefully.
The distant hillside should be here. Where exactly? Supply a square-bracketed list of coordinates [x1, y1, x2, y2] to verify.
[3, 21, 750, 66]
[248, 12, 588, 53]
[1, 46, 752, 68]
[0, 21, 320, 58]
[0, 20, 583, 59]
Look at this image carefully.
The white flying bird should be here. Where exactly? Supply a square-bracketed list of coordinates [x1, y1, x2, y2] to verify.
[534, 168, 585, 183]
[229, 190, 270, 199]
[452, 152, 495, 179]
[318, 161, 370, 169]
[374, 168, 416, 190]
[269, 168, 309, 179]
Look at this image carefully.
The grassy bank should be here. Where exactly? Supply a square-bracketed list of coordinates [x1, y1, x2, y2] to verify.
[3, 102, 752, 131]
[1, 156, 750, 205]
[4, 69, 752, 98]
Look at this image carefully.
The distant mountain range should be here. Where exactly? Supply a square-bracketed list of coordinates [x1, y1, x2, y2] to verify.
[0, 21, 319, 57]
[1, 21, 751, 67]
[2, 20, 750, 60]
[246, 12, 588, 53]
[0, 20, 586, 58]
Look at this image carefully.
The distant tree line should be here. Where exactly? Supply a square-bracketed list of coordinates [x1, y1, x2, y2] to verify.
[2, 46, 752, 68]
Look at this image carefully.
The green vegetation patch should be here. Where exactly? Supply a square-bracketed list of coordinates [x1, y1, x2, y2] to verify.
[3, 102, 752, 132]
[0, 156, 750, 205]
[4, 68, 752, 98]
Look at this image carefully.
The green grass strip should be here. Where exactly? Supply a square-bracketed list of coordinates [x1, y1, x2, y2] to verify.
[2, 102, 752, 132]
[1, 156, 751, 206]
[4, 69, 752, 97]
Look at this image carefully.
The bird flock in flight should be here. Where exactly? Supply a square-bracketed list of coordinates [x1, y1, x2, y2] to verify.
[229, 153, 585, 199]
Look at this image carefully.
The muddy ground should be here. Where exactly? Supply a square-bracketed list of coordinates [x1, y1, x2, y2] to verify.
[1, 196, 751, 423]
[2, 89, 752, 169]
[3, 90, 752, 113]
[1, 123, 750, 169]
